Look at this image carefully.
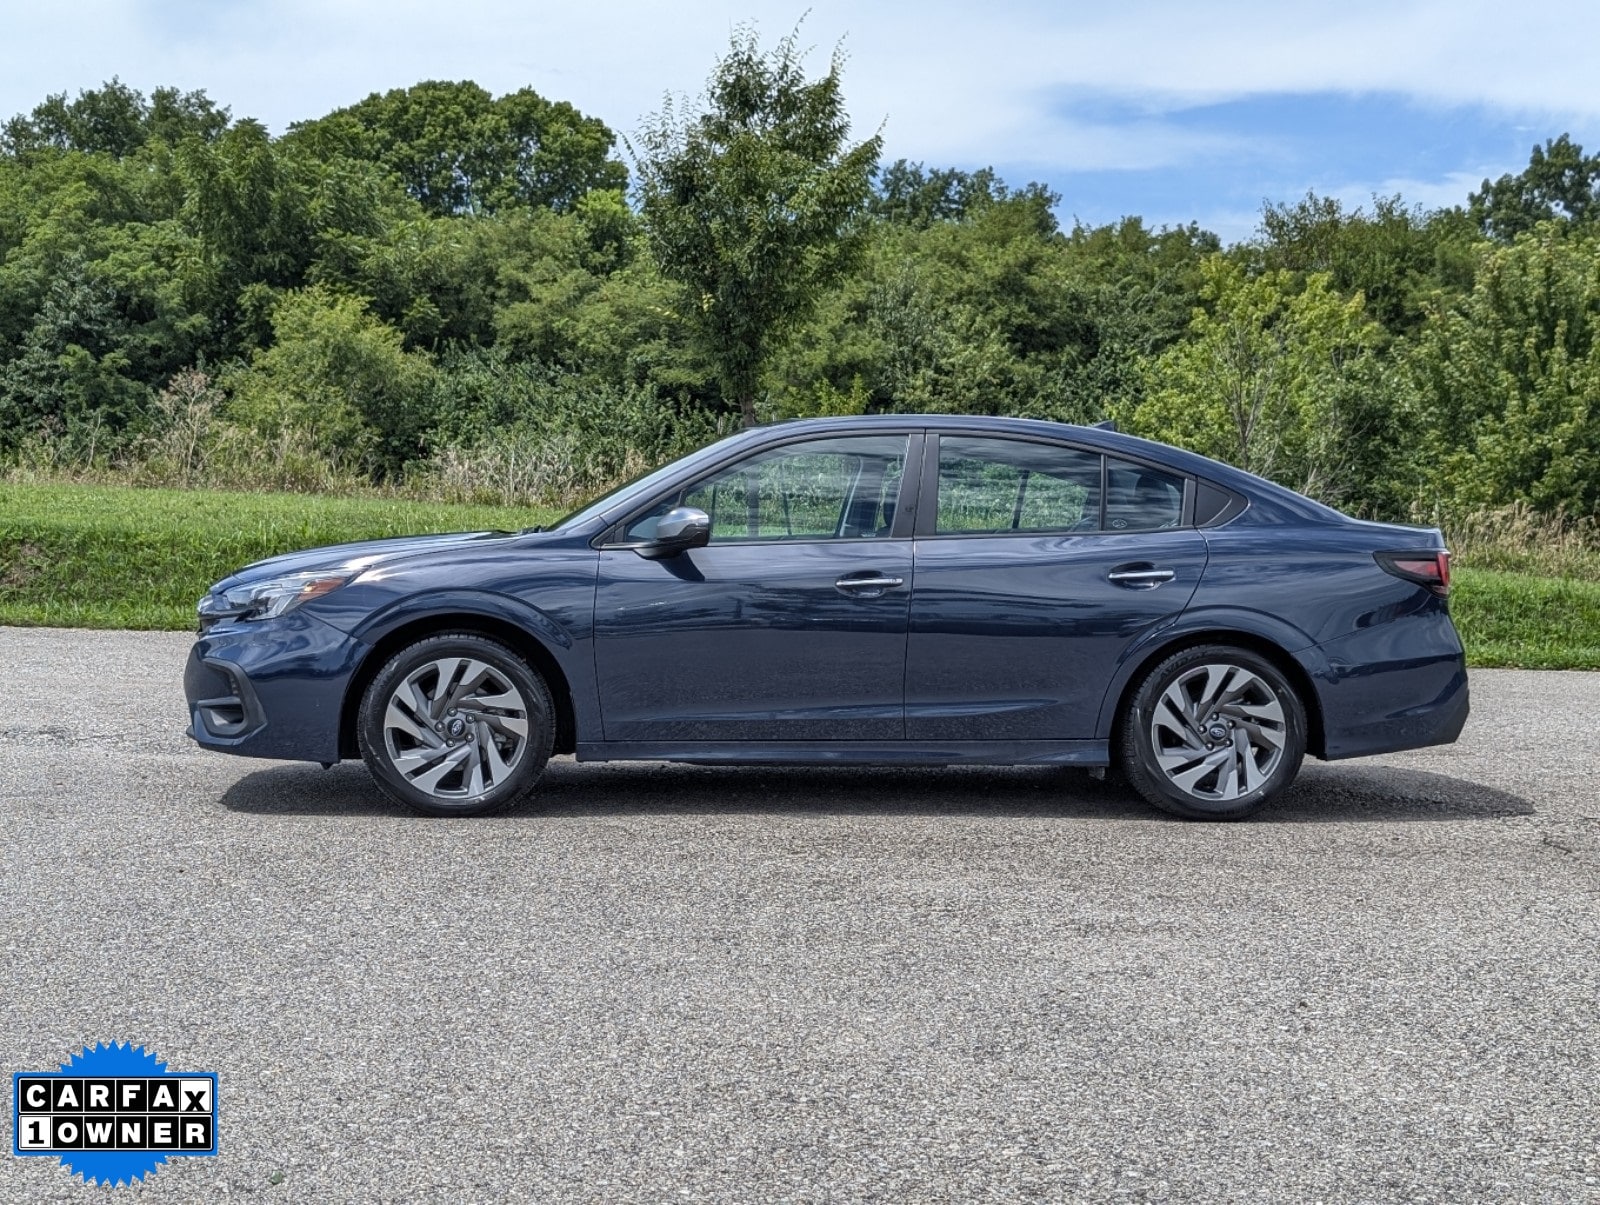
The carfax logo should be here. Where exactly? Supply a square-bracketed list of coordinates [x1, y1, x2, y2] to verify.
[11, 1042, 218, 1187]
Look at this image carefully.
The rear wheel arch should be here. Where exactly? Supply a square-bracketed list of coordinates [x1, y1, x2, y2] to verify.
[1108, 630, 1326, 761]
[340, 614, 577, 761]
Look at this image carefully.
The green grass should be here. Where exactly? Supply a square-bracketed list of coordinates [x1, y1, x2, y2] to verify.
[0, 482, 558, 630]
[1450, 568, 1600, 670]
[2, 483, 1597, 669]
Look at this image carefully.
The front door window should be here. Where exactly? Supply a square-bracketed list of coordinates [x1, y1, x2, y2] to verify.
[624, 435, 909, 543]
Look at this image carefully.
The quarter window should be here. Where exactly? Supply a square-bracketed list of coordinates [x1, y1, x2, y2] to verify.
[1104, 458, 1185, 531]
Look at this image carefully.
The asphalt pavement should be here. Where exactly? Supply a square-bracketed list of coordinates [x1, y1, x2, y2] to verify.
[1, 627, 1596, 1203]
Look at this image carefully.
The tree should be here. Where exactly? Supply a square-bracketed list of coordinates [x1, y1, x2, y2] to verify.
[634, 24, 882, 426]
[1057, 218, 1220, 415]
[1255, 192, 1475, 336]
[766, 209, 1216, 425]
[1409, 223, 1600, 514]
[870, 159, 1061, 231]
[0, 256, 148, 451]
[1, 79, 229, 158]
[1470, 135, 1600, 241]
[1134, 258, 1390, 505]
[289, 81, 625, 216]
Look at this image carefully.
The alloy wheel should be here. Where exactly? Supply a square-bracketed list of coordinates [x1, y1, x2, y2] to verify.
[1148, 663, 1288, 803]
[381, 656, 530, 801]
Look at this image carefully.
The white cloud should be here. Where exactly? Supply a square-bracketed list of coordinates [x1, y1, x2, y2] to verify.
[2, 0, 1597, 182]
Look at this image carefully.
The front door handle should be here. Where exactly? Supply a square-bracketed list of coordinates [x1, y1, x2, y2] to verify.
[1108, 564, 1176, 588]
[835, 573, 905, 593]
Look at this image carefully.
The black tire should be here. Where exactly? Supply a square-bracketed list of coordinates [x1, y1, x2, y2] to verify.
[358, 633, 554, 817]
[1118, 644, 1306, 821]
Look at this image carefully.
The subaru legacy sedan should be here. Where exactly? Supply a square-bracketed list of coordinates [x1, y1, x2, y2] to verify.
[186, 416, 1468, 820]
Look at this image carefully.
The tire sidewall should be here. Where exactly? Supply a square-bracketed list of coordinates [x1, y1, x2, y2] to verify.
[358, 634, 552, 817]
[1123, 645, 1307, 820]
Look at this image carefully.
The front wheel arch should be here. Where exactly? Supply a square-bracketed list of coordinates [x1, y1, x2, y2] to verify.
[340, 614, 576, 761]
[1107, 631, 1326, 762]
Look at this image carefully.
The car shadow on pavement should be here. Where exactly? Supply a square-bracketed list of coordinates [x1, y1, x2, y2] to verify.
[1266, 762, 1534, 822]
[218, 758, 1533, 823]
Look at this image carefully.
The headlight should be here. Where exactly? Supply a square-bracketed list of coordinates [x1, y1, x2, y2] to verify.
[197, 571, 352, 623]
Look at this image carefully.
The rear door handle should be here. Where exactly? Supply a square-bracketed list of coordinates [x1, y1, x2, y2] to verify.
[835, 574, 905, 592]
[1108, 564, 1175, 588]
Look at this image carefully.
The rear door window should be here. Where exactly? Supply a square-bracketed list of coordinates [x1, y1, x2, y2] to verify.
[934, 437, 1103, 534]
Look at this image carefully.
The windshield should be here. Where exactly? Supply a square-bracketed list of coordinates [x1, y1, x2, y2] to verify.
[549, 431, 750, 531]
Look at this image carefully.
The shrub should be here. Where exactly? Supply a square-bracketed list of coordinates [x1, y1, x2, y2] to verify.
[222, 285, 435, 476]
[1432, 501, 1600, 580]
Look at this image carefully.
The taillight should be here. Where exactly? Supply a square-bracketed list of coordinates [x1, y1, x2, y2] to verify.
[1375, 550, 1451, 597]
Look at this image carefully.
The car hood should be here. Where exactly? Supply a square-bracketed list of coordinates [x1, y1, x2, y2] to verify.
[213, 530, 519, 592]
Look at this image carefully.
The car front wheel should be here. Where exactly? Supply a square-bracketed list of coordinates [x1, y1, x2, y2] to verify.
[358, 633, 553, 817]
[1119, 644, 1307, 820]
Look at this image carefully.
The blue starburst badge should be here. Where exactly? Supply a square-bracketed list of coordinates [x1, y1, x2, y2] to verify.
[12, 1042, 219, 1187]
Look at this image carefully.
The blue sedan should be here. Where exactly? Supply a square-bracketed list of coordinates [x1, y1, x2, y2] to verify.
[185, 416, 1468, 820]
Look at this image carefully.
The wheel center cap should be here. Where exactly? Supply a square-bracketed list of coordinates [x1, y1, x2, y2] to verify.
[447, 717, 467, 738]
[1207, 724, 1229, 742]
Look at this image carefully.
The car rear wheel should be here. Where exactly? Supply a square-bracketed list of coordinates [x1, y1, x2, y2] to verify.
[1118, 644, 1306, 820]
[358, 634, 553, 817]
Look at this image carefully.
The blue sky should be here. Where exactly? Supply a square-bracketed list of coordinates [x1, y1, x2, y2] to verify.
[4, 0, 1598, 242]
[1017, 92, 1578, 236]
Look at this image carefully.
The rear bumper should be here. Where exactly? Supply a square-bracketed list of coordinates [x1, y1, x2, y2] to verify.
[1307, 610, 1470, 761]
[184, 613, 367, 764]
[1317, 663, 1469, 760]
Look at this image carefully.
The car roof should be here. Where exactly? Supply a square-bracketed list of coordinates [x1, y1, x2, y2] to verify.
[742, 414, 1345, 524]
[752, 413, 1203, 462]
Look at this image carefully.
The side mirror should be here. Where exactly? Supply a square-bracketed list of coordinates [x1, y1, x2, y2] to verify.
[634, 506, 711, 560]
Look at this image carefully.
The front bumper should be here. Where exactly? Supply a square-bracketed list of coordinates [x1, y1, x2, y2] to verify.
[184, 612, 369, 763]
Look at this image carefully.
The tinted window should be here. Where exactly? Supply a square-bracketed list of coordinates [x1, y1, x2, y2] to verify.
[624, 435, 908, 543]
[1104, 458, 1185, 530]
[935, 437, 1102, 535]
